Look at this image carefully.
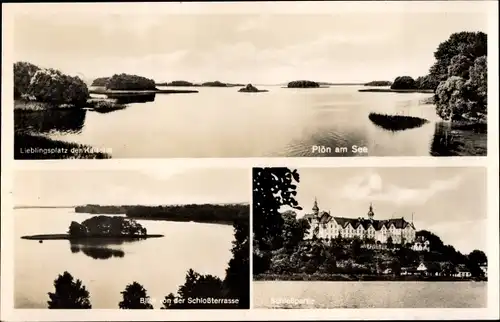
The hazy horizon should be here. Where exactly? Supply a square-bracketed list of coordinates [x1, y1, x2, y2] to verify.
[13, 10, 488, 84]
[13, 168, 250, 206]
[280, 167, 487, 255]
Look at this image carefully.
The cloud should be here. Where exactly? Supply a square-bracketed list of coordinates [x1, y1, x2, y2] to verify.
[341, 171, 462, 205]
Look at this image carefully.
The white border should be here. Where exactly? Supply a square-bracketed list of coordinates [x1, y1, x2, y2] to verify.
[2, 1, 499, 321]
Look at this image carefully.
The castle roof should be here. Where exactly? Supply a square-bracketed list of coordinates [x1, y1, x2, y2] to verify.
[309, 213, 414, 231]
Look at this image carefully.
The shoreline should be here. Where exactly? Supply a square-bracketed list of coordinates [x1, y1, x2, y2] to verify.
[21, 234, 164, 240]
[358, 88, 434, 93]
[253, 274, 487, 282]
[89, 89, 199, 95]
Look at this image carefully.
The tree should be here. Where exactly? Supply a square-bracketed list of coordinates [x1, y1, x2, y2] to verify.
[464, 56, 487, 117]
[47, 271, 92, 309]
[429, 31, 487, 82]
[447, 54, 474, 79]
[390, 76, 416, 90]
[118, 282, 154, 309]
[468, 250, 487, 265]
[14, 61, 40, 98]
[222, 208, 250, 309]
[28, 68, 89, 106]
[416, 230, 445, 252]
[390, 259, 402, 276]
[164, 269, 225, 309]
[351, 237, 362, 260]
[434, 76, 468, 121]
[68, 221, 88, 236]
[281, 211, 310, 250]
[252, 168, 302, 251]
[386, 236, 394, 249]
[91, 77, 110, 87]
[415, 74, 440, 90]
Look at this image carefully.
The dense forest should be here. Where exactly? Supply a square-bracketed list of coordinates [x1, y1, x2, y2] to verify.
[252, 168, 487, 280]
[46, 206, 250, 309]
[74, 204, 249, 225]
[156, 80, 195, 86]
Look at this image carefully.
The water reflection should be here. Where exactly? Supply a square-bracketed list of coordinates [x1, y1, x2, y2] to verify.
[68, 238, 146, 260]
[14, 109, 86, 135]
[113, 94, 156, 104]
[430, 121, 487, 156]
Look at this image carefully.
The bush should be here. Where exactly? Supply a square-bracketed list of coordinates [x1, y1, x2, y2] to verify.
[390, 76, 416, 90]
[14, 62, 40, 98]
[28, 68, 89, 106]
[105, 74, 156, 90]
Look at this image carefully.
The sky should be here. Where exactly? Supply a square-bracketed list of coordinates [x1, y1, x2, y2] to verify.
[13, 167, 250, 206]
[12, 9, 488, 84]
[283, 167, 487, 255]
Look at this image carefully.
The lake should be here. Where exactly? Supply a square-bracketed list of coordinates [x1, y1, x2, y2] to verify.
[253, 280, 487, 308]
[14, 208, 234, 309]
[13, 86, 486, 158]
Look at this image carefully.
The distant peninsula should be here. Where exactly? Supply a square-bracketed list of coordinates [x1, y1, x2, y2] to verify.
[287, 80, 320, 88]
[74, 203, 249, 225]
[364, 80, 392, 87]
[21, 215, 164, 240]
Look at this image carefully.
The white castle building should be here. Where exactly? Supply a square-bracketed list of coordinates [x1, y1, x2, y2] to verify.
[303, 199, 417, 244]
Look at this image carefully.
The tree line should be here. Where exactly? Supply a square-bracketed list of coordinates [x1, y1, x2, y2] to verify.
[47, 207, 249, 309]
[14, 62, 89, 107]
[75, 204, 248, 225]
[389, 31, 487, 122]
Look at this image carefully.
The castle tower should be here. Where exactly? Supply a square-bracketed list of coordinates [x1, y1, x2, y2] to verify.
[312, 197, 319, 216]
[367, 202, 374, 220]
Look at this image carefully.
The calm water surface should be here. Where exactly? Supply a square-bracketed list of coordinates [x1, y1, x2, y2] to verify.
[16, 86, 469, 158]
[253, 280, 487, 308]
[14, 208, 234, 309]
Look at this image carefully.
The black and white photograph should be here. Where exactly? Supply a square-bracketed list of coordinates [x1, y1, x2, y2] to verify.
[12, 167, 250, 309]
[252, 167, 488, 308]
[10, 2, 490, 159]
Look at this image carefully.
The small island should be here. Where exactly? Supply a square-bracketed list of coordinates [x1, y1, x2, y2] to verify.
[238, 84, 269, 93]
[89, 74, 199, 95]
[21, 215, 164, 240]
[287, 80, 320, 88]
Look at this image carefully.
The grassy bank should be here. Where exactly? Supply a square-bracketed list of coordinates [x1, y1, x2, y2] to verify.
[254, 273, 486, 282]
[21, 234, 164, 240]
[359, 88, 434, 93]
[368, 112, 429, 131]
